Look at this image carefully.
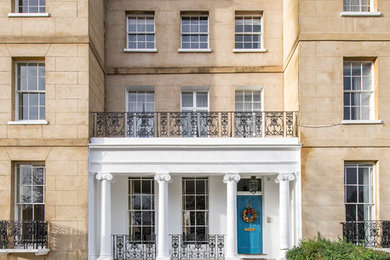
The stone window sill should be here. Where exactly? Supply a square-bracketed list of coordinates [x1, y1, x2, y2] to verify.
[0, 248, 50, 255]
[8, 13, 50, 17]
[341, 120, 383, 125]
[340, 11, 382, 17]
[8, 120, 48, 125]
[123, 48, 158, 53]
[233, 48, 267, 53]
[178, 48, 212, 53]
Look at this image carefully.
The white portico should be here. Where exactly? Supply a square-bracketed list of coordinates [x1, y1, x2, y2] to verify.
[88, 138, 301, 260]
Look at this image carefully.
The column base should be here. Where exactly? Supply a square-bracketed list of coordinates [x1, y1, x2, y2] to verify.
[156, 255, 171, 260]
[97, 256, 113, 260]
[225, 255, 240, 260]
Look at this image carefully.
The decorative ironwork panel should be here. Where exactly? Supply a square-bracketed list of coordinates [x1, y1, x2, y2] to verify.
[91, 112, 298, 138]
[0, 221, 48, 249]
[265, 112, 283, 136]
[113, 234, 156, 260]
[170, 234, 225, 259]
[99, 112, 126, 137]
[234, 112, 262, 137]
[198, 112, 219, 137]
[285, 112, 294, 137]
[341, 221, 390, 248]
[127, 113, 155, 137]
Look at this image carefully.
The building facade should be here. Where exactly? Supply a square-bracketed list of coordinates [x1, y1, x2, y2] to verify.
[0, 0, 389, 260]
[0, 0, 104, 259]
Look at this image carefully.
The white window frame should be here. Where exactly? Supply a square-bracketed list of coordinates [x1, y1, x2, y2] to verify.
[126, 90, 155, 113]
[344, 163, 375, 222]
[15, 61, 46, 122]
[180, 90, 209, 113]
[182, 177, 209, 242]
[124, 14, 157, 53]
[14, 163, 45, 221]
[14, 0, 46, 13]
[340, 0, 381, 16]
[234, 88, 264, 112]
[343, 0, 373, 12]
[179, 14, 211, 52]
[343, 61, 375, 122]
[233, 15, 265, 52]
[128, 177, 155, 241]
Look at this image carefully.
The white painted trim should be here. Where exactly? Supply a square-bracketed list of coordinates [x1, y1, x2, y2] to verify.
[8, 120, 48, 125]
[8, 13, 50, 17]
[123, 48, 157, 53]
[233, 48, 267, 53]
[340, 11, 381, 17]
[341, 120, 383, 125]
[0, 249, 50, 255]
[126, 13, 156, 51]
[178, 48, 212, 53]
[89, 137, 300, 147]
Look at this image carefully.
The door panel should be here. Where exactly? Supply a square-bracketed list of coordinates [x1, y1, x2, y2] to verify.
[237, 195, 262, 254]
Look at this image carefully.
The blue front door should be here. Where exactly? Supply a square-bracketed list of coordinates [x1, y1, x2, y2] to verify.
[237, 195, 263, 254]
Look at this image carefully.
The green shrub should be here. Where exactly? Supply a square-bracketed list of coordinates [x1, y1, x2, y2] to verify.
[286, 234, 390, 260]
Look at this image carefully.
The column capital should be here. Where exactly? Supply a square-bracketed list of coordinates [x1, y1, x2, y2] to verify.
[275, 172, 295, 183]
[223, 173, 240, 183]
[154, 173, 171, 183]
[96, 172, 113, 181]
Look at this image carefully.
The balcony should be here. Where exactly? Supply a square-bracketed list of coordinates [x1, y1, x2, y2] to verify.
[341, 221, 390, 248]
[91, 111, 298, 138]
[0, 220, 49, 255]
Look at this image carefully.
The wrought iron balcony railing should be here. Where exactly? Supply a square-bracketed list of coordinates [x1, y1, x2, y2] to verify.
[91, 111, 298, 138]
[170, 234, 225, 259]
[0, 220, 48, 250]
[341, 221, 390, 248]
[113, 234, 156, 260]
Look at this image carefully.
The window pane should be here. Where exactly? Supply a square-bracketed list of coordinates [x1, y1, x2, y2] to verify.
[196, 196, 206, 210]
[196, 180, 205, 194]
[142, 180, 151, 194]
[142, 195, 152, 210]
[132, 195, 141, 210]
[343, 77, 351, 90]
[19, 165, 32, 185]
[346, 205, 356, 221]
[34, 205, 44, 221]
[196, 92, 208, 108]
[33, 167, 44, 185]
[185, 180, 195, 194]
[196, 212, 205, 225]
[142, 211, 152, 225]
[33, 186, 44, 203]
[358, 167, 370, 185]
[352, 63, 361, 76]
[182, 92, 193, 107]
[346, 186, 357, 203]
[20, 186, 32, 203]
[185, 196, 195, 210]
[21, 205, 33, 221]
[345, 167, 357, 184]
[359, 186, 369, 203]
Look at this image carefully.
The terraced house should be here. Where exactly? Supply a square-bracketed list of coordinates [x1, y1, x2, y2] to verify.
[0, 0, 389, 260]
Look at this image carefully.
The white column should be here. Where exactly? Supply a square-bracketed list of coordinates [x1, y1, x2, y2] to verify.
[154, 173, 171, 260]
[276, 172, 296, 259]
[223, 173, 240, 260]
[89, 174, 97, 260]
[96, 172, 113, 260]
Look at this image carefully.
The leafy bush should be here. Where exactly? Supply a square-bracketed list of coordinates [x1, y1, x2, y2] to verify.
[286, 234, 390, 260]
